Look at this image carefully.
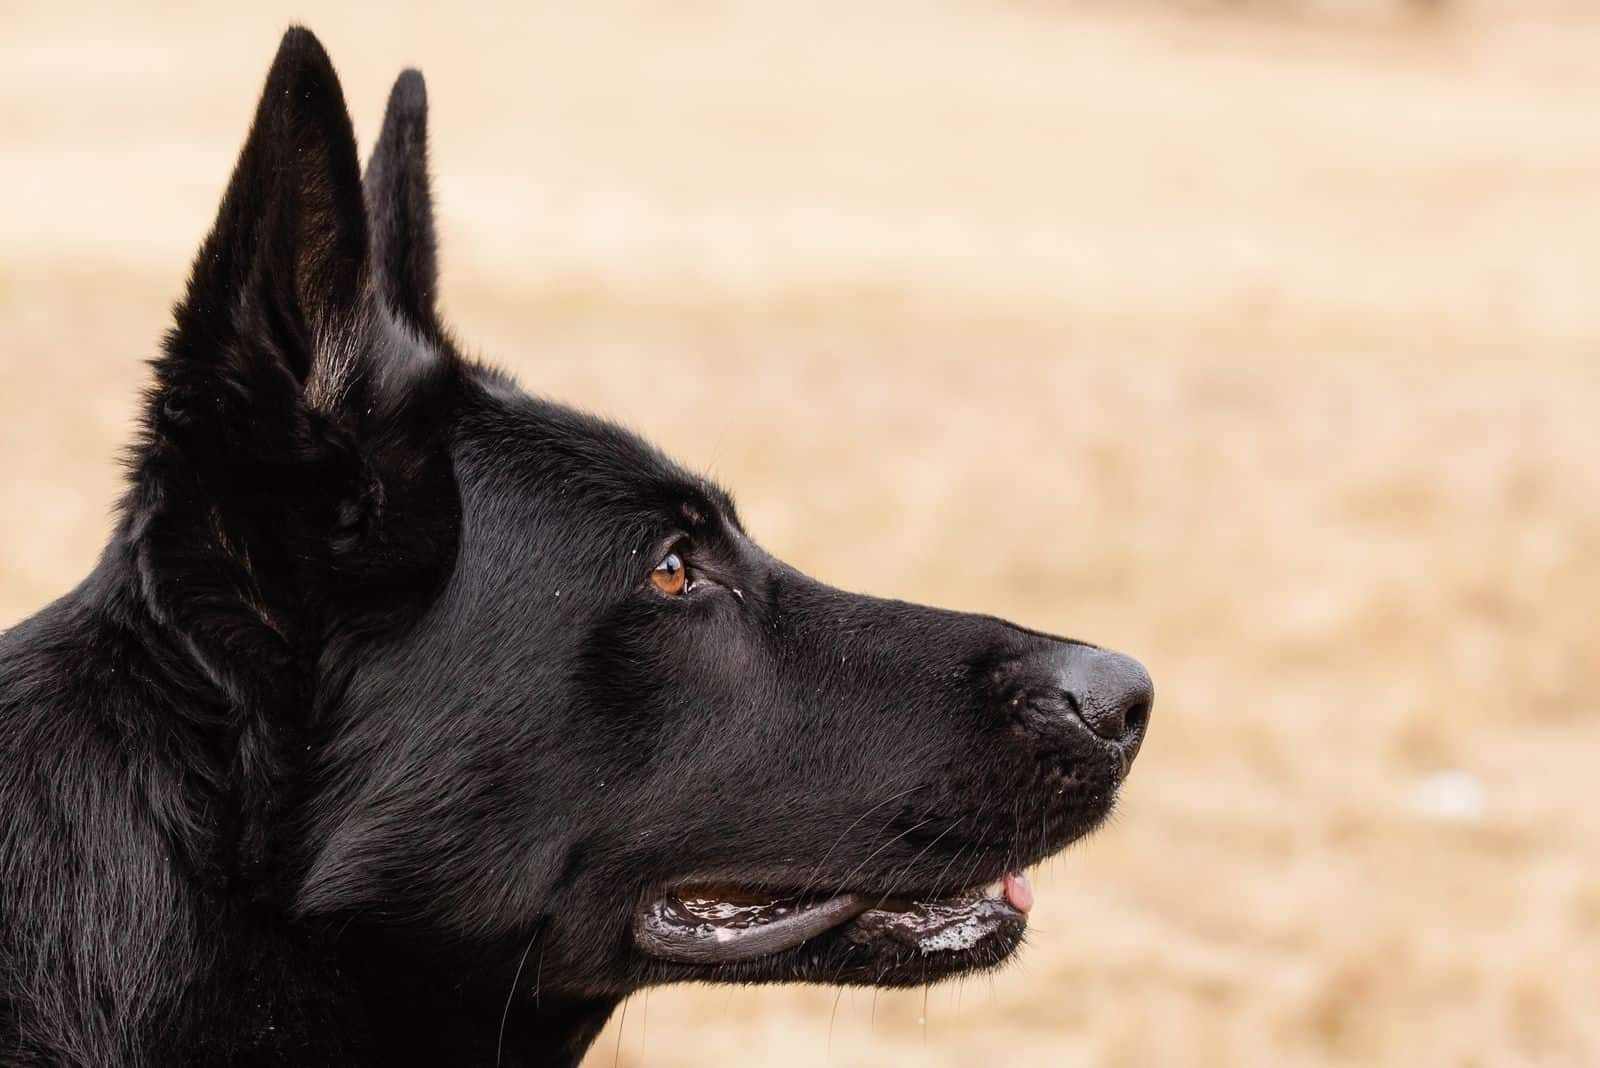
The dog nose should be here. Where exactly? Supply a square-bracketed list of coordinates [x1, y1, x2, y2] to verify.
[1007, 644, 1153, 768]
[1058, 647, 1153, 761]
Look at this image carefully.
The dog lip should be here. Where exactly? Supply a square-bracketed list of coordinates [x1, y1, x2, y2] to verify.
[633, 874, 1031, 965]
[634, 890, 874, 964]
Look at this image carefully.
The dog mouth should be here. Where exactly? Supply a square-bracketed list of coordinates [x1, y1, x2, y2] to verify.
[633, 872, 1034, 965]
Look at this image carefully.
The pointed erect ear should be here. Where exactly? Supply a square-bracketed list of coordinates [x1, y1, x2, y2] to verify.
[170, 26, 368, 381]
[128, 33, 459, 881]
[364, 69, 441, 341]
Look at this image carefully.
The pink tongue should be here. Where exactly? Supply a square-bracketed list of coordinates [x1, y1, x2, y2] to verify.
[1003, 871, 1034, 914]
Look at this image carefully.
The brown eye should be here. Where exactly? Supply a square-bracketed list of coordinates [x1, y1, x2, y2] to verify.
[650, 551, 687, 595]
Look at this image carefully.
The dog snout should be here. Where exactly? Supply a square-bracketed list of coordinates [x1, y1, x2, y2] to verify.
[1006, 644, 1154, 768]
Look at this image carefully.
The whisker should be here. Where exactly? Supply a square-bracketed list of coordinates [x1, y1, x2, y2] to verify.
[496, 924, 540, 1067]
[873, 816, 964, 909]
[532, 941, 545, 1008]
[827, 985, 846, 1059]
[639, 989, 649, 1066]
[828, 816, 936, 899]
[612, 995, 629, 1068]
[795, 783, 923, 900]
[954, 848, 990, 903]
[928, 841, 972, 895]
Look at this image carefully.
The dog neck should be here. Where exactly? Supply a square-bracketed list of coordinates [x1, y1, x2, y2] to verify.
[331, 925, 622, 1067]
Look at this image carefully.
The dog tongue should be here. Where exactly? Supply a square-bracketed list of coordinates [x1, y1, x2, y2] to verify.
[635, 892, 872, 965]
[1003, 871, 1033, 913]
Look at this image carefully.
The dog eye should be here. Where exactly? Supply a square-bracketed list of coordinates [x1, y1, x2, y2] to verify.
[650, 551, 688, 596]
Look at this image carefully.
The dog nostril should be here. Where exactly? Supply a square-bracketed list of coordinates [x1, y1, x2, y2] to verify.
[1123, 694, 1151, 738]
[1074, 694, 1127, 740]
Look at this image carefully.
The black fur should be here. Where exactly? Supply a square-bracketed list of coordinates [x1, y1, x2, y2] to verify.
[0, 29, 1151, 1067]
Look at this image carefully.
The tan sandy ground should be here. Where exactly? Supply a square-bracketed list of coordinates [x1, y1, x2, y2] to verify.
[2, 2, 1597, 1065]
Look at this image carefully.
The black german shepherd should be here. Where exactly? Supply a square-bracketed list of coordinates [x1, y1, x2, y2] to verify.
[0, 28, 1153, 1067]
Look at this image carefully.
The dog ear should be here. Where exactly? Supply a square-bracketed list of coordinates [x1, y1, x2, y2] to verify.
[364, 70, 441, 342]
[169, 26, 368, 388]
[128, 30, 459, 891]
[146, 27, 458, 614]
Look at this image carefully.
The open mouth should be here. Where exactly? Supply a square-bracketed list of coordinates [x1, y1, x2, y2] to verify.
[634, 872, 1034, 965]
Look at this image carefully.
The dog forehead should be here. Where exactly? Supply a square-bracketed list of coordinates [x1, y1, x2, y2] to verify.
[456, 378, 729, 526]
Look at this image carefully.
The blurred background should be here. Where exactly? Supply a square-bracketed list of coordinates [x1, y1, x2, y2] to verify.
[2, 2, 1597, 1064]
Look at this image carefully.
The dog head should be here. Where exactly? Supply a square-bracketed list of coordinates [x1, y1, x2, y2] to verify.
[133, 26, 1152, 1040]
